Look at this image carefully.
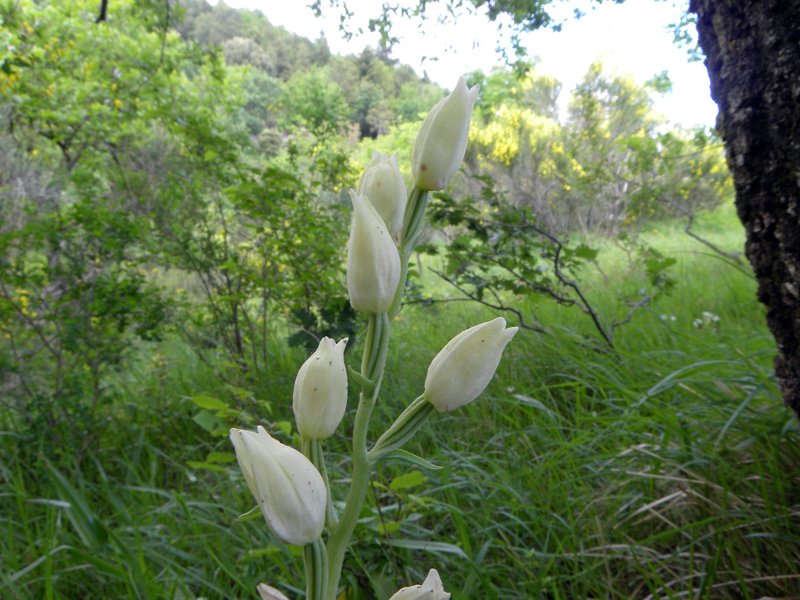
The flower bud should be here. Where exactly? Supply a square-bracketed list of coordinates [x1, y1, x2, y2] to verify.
[293, 337, 348, 440]
[424, 317, 518, 412]
[257, 584, 290, 600]
[230, 426, 326, 545]
[346, 190, 401, 314]
[389, 569, 450, 600]
[412, 76, 479, 191]
[358, 152, 407, 241]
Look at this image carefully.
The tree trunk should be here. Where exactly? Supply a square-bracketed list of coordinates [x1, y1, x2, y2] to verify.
[690, 0, 800, 417]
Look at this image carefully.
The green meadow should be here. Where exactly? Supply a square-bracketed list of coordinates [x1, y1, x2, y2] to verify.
[3, 203, 798, 599]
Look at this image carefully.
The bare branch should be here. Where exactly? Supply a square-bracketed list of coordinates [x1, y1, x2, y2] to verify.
[96, 0, 108, 23]
[430, 268, 547, 334]
[612, 295, 652, 332]
[522, 219, 615, 347]
[684, 210, 743, 265]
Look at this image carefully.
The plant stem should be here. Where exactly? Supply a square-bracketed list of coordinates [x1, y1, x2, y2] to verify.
[302, 438, 338, 528]
[389, 187, 429, 319]
[324, 312, 390, 599]
[322, 186, 428, 598]
[304, 539, 328, 600]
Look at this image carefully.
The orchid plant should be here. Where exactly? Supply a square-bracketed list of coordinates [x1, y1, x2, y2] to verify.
[229, 76, 517, 600]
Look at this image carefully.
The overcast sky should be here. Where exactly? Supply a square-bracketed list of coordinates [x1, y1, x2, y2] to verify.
[213, 0, 717, 128]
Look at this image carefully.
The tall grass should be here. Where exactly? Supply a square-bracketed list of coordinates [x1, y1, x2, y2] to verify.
[2, 205, 798, 598]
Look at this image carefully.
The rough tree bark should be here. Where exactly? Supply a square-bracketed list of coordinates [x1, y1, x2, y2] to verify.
[690, 0, 800, 417]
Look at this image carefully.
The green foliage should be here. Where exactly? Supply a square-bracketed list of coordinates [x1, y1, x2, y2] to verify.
[0, 198, 170, 450]
[4, 208, 797, 599]
[465, 62, 732, 235]
[468, 64, 561, 120]
[179, 0, 443, 141]
[281, 67, 349, 135]
[0, 0, 355, 448]
[0, 0, 191, 447]
[422, 176, 675, 347]
[237, 68, 283, 135]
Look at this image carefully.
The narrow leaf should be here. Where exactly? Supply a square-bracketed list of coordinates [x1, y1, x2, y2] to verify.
[382, 449, 442, 471]
[383, 538, 468, 559]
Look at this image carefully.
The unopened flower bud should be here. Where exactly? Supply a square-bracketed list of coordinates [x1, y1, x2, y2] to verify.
[358, 152, 407, 240]
[424, 317, 518, 412]
[293, 337, 348, 440]
[412, 76, 479, 191]
[346, 190, 401, 314]
[257, 584, 290, 600]
[230, 426, 326, 545]
[389, 569, 450, 600]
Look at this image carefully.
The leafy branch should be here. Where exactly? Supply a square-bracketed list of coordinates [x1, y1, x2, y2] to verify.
[416, 176, 675, 348]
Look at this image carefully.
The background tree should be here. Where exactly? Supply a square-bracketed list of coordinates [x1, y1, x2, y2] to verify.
[689, 0, 800, 417]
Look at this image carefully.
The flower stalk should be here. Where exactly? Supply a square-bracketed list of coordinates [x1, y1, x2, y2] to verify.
[389, 186, 429, 319]
[304, 539, 328, 600]
[324, 312, 390, 599]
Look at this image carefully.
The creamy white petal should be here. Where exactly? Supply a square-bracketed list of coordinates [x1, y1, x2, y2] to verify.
[412, 76, 479, 191]
[424, 318, 518, 412]
[230, 427, 326, 545]
[293, 336, 349, 440]
[346, 190, 401, 313]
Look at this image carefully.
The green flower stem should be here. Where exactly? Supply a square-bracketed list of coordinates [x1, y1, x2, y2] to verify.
[368, 395, 436, 463]
[389, 186, 429, 319]
[303, 538, 328, 600]
[322, 187, 430, 599]
[401, 186, 430, 251]
[324, 312, 390, 600]
[302, 438, 338, 528]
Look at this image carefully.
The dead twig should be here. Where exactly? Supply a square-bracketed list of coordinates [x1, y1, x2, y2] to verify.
[429, 268, 547, 334]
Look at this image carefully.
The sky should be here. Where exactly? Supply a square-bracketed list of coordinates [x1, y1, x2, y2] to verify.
[212, 0, 718, 128]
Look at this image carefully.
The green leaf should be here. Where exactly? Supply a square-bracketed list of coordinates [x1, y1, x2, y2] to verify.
[389, 470, 427, 492]
[247, 546, 283, 559]
[238, 505, 262, 522]
[377, 521, 400, 535]
[574, 244, 599, 260]
[206, 451, 236, 463]
[511, 394, 562, 426]
[186, 461, 226, 473]
[275, 420, 293, 436]
[192, 409, 224, 432]
[226, 385, 253, 400]
[44, 461, 108, 551]
[191, 395, 228, 411]
[347, 365, 374, 391]
[382, 449, 442, 471]
[69, 548, 127, 580]
[383, 538, 468, 559]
